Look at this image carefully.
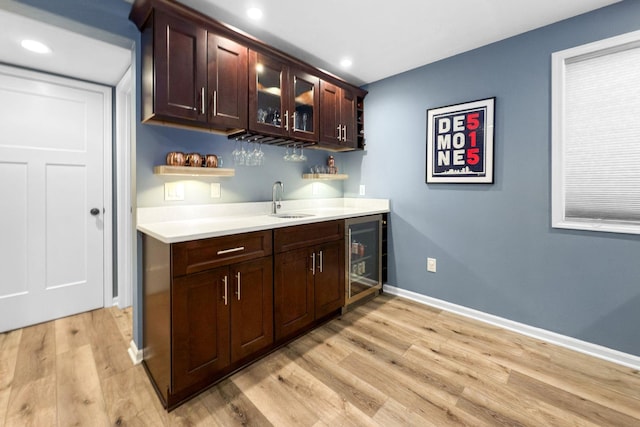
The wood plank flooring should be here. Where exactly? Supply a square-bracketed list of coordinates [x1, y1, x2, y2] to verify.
[1, 294, 639, 426]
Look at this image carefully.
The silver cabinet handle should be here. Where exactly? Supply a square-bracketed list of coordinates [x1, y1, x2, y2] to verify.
[236, 271, 241, 300]
[318, 250, 323, 273]
[200, 87, 206, 114]
[310, 252, 316, 275]
[336, 125, 342, 142]
[217, 246, 245, 255]
[212, 90, 217, 117]
[291, 111, 296, 130]
[342, 125, 347, 141]
[223, 275, 228, 306]
[285, 109, 289, 130]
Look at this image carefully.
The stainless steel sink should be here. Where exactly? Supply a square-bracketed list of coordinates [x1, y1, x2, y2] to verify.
[270, 213, 315, 219]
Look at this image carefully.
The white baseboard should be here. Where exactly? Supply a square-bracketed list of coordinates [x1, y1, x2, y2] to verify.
[383, 284, 640, 370]
[128, 339, 143, 365]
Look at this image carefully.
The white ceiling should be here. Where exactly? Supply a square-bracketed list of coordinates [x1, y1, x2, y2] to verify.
[176, 0, 621, 85]
[0, 1, 620, 87]
[0, 7, 131, 86]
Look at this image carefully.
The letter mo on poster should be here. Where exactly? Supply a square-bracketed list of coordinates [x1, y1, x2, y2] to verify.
[426, 98, 495, 184]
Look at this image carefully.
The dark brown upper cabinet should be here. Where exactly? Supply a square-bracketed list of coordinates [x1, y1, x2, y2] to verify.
[319, 81, 357, 150]
[130, 0, 365, 149]
[140, 9, 247, 131]
[249, 51, 319, 143]
[207, 34, 248, 130]
[152, 11, 207, 125]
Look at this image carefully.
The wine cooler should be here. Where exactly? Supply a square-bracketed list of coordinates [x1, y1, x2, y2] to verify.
[345, 214, 383, 308]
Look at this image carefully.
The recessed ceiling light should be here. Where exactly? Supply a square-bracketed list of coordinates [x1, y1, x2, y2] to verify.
[247, 7, 263, 20]
[340, 58, 353, 68]
[21, 39, 52, 54]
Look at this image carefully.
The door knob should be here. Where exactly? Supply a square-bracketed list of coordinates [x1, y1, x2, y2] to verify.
[90, 208, 100, 216]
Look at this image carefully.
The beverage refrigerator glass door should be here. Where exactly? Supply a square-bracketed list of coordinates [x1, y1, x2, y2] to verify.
[344, 214, 382, 307]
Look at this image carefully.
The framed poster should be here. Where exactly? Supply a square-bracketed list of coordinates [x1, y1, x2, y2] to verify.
[426, 97, 495, 183]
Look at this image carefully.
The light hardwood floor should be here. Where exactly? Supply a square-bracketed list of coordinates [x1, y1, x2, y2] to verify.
[1, 294, 639, 426]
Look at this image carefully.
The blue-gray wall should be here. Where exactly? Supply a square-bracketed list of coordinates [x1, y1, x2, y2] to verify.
[15, 0, 640, 357]
[344, 0, 640, 356]
[136, 126, 345, 207]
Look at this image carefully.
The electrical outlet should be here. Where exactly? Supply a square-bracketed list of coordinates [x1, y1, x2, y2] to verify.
[359, 184, 366, 196]
[427, 257, 437, 273]
[210, 182, 221, 198]
[164, 182, 184, 201]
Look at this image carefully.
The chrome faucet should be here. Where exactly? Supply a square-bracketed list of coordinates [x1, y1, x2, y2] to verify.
[272, 181, 284, 214]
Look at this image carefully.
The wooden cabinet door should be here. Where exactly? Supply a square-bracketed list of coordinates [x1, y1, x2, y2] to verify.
[207, 33, 248, 129]
[230, 257, 273, 363]
[154, 11, 207, 122]
[314, 240, 345, 318]
[249, 51, 288, 137]
[289, 68, 320, 142]
[274, 247, 315, 340]
[172, 267, 230, 393]
[319, 81, 357, 149]
[339, 88, 357, 149]
[319, 81, 341, 145]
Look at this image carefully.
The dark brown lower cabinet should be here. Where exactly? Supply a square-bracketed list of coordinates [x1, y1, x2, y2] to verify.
[142, 221, 349, 411]
[274, 247, 314, 340]
[142, 232, 273, 410]
[172, 258, 273, 394]
[274, 221, 345, 341]
[172, 267, 230, 393]
[229, 258, 274, 362]
[313, 240, 344, 318]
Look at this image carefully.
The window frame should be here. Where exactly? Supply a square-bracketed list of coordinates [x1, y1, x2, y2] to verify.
[551, 30, 640, 235]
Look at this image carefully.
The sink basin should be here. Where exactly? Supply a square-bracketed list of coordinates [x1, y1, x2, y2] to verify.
[270, 213, 315, 219]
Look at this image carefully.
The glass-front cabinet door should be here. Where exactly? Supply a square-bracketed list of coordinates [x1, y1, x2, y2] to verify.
[249, 50, 319, 141]
[249, 51, 287, 137]
[289, 70, 319, 142]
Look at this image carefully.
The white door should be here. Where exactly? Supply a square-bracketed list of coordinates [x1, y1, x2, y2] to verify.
[0, 65, 110, 332]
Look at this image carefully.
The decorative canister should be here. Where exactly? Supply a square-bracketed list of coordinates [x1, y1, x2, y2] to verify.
[186, 152, 202, 167]
[204, 154, 218, 168]
[166, 151, 186, 166]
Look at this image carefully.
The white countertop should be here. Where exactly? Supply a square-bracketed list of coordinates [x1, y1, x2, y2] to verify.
[137, 198, 389, 243]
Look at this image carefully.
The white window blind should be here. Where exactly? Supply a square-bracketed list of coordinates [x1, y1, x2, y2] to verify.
[552, 31, 640, 234]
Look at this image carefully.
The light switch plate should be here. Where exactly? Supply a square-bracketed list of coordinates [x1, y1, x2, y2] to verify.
[312, 182, 320, 196]
[359, 184, 366, 196]
[164, 182, 184, 201]
[210, 182, 221, 198]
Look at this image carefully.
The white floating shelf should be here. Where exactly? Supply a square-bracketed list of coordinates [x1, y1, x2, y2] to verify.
[302, 173, 348, 180]
[153, 165, 235, 177]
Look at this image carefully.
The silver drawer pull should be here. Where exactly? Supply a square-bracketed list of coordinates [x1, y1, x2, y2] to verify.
[217, 246, 245, 255]
[223, 275, 228, 306]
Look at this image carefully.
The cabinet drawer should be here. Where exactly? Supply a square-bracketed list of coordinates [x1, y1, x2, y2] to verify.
[172, 230, 272, 277]
[274, 220, 344, 253]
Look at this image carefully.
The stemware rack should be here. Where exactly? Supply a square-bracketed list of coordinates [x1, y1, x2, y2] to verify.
[227, 131, 316, 148]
